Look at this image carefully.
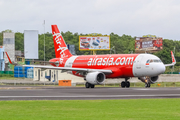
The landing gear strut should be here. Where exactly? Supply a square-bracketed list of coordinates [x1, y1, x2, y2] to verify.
[121, 78, 130, 88]
[85, 82, 95, 88]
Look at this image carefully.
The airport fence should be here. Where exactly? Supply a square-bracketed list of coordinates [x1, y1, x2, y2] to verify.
[1, 70, 180, 87]
[0, 71, 14, 77]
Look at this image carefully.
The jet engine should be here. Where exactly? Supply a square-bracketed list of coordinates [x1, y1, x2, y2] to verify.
[85, 72, 105, 84]
[138, 76, 159, 84]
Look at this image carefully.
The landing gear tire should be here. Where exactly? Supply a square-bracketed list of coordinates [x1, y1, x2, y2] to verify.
[121, 81, 130, 88]
[85, 82, 90, 88]
[145, 83, 151, 88]
[121, 81, 126, 88]
[85, 82, 95, 88]
[91, 85, 95, 88]
[126, 81, 130, 88]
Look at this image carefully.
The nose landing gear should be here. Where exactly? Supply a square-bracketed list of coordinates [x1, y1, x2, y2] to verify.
[145, 78, 151, 88]
[145, 83, 151, 88]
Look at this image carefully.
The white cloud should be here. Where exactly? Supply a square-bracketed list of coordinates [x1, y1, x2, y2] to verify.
[0, 0, 180, 39]
[0, 1, 3, 6]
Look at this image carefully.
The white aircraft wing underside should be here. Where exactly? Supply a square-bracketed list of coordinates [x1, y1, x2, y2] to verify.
[23, 65, 112, 74]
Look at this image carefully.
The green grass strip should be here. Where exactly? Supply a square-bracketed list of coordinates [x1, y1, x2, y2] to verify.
[0, 99, 180, 120]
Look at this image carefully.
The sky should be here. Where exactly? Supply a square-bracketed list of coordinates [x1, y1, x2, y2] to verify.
[1, 0, 180, 40]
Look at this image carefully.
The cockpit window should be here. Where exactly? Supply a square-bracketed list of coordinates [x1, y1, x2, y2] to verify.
[159, 60, 162, 62]
[154, 60, 159, 62]
[146, 59, 162, 63]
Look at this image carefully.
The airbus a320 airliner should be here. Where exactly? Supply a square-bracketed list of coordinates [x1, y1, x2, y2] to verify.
[8, 25, 176, 88]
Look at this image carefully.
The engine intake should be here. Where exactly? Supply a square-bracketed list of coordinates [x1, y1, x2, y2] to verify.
[150, 76, 159, 83]
[85, 72, 105, 84]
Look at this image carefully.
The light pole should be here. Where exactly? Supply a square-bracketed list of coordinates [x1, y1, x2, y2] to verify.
[110, 46, 115, 54]
[43, 20, 45, 64]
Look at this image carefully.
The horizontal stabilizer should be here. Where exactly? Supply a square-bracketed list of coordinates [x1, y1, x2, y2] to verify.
[5, 52, 18, 65]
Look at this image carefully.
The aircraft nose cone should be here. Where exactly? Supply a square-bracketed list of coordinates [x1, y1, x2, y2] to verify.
[158, 64, 166, 74]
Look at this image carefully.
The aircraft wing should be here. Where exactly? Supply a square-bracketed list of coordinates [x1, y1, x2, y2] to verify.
[164, 63, 175, 67]
[23, 65, 112, 74]
[164, 51, 176, 67]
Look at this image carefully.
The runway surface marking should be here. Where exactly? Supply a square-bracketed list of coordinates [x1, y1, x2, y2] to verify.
[1, 94, 180, 98]
[133, 88, 158, 90]
[133, 88, 180, 91]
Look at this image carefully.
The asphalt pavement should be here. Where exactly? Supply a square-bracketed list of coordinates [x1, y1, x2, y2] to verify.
[0, 86, 180, 100]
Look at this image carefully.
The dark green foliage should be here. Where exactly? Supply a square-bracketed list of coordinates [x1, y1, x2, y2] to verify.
[15, 32, 24, 51]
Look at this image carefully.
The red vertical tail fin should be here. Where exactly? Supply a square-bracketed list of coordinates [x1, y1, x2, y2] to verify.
[51, 25, 72, 58]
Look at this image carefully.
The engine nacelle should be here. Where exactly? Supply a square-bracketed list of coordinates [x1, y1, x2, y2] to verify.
[138, 76, 159, 84]
[85, 72, 105, 85]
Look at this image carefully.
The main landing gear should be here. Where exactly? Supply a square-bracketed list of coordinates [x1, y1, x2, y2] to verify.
[121, 78, 130, 88]
[85, 82, 95, 88]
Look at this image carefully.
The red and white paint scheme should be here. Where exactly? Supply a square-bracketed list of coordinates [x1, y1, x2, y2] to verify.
[23, 25, 176, 88]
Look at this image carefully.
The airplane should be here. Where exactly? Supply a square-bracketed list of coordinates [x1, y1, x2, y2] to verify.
[7, 25, 176, 88]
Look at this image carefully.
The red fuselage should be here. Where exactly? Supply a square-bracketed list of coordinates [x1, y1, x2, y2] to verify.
[50, 54, 139, 78]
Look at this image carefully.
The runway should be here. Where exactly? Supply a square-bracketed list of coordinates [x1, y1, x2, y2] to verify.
[0, 86, 180, 100]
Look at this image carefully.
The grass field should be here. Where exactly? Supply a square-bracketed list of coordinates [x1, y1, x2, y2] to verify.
[0, 99, 180, 120]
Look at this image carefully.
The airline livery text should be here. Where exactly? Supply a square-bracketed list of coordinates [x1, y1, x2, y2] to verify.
[87, 57, 134, 66]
